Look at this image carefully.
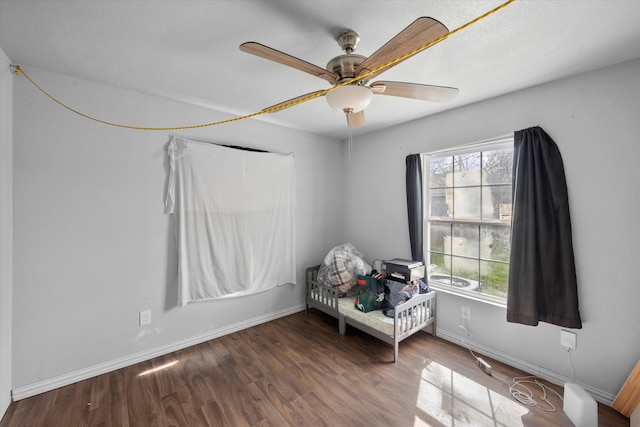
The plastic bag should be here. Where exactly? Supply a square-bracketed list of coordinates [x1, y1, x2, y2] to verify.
[382, 279, 419, 318]
[317, 243, 371, 296]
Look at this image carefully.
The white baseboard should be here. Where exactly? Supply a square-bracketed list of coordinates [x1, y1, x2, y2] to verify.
[436, 328, 616, 406]
[12, 304, 306, 401]
[12, 309, 617, 407]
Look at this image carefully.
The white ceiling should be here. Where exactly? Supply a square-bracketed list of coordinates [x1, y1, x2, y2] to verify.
[1, 0, 639, 140]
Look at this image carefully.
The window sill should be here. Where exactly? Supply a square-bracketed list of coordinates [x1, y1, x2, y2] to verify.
[430, 285, 507, 309]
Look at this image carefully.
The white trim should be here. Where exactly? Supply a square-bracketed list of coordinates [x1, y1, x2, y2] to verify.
[430, 284, 507, 308]
[426, 134, 513, 156]
[11, 305, 617, 407]
[11, 304, 305, 401]
[436, 328, 617, 406]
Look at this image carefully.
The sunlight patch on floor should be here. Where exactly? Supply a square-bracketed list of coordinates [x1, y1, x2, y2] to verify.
[138, 360, 179, 377]
[414, 361, 529, 427]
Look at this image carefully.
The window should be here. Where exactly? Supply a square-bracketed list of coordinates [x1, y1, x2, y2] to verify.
[423, 138, 513, 302]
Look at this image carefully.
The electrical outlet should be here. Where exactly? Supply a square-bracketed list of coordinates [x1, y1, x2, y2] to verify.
[139, 310, 151, 326]
[461, 305, 471, 321]
[560, 329, 577, 349]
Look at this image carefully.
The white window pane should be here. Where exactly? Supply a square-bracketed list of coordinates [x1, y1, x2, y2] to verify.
[451, 186, 482, 219]
[483, 149, 513, 185]
[451, 257, 480, 290]
[480, 187, 497, 219]
[481, 225, 511, 262]
[482, 185, 512, 220]
[429, 188, 449, 218]
[431, 270, 478, 291]
[429, 156, 452, 188]
[480, 260, 509, 299]
[429, 223, 450, 254]
[454, 152, 481, 172]
[428, 254, 451, 277]
[451, 224, 479, 258]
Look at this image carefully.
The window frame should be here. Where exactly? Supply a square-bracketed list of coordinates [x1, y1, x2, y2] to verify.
[422, 137, 513, 305]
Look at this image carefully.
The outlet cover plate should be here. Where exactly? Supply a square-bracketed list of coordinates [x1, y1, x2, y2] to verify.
[561, 330, 577, 349]
[139, 310, 151, 326]
[461, 305, 471, 321]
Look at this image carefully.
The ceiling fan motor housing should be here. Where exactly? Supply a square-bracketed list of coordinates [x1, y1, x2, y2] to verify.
[326, 54, 368, 84]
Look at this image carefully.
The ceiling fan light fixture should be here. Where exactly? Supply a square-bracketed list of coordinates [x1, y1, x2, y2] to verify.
[325, 85, 373, 113]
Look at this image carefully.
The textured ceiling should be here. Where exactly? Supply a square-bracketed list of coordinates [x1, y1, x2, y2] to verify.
[1, 0, 639, 139]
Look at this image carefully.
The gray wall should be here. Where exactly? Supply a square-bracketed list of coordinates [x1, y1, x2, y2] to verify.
[5, 56, 639, 408]
[0, 48, 13, 418]
[341, 58, 640, 403]
[11, 67, 344, 394]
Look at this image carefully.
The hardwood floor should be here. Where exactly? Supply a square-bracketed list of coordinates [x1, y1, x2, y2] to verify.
[1, 310, 630, 426]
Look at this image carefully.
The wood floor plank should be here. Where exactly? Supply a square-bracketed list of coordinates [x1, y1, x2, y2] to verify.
[124, 360, 166, 427]
[161, 389, 192, 426]
[212, 380, 287, 426]
[244, 382, 291, 426]
[238, 325, 295, 371]
[254, 373, 312, 427]
[106, 370, 130, 426]
[86, 405, 111, 427]
[179, 342, 218, 381]
[198, 399, 233, 426]
[205, 381, 253, 427]
[12, 387, 59, 426]
[0, 310, 630, 427]
[274, 363, 318, 397]
[288, 393, 328, 427]
[292, 390, 352, 427]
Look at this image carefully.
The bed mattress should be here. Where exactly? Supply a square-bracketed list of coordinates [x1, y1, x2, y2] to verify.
[337, 296, 431, 336]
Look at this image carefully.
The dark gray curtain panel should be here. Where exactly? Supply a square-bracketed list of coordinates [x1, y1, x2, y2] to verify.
[507, 126, 582, 328]
[406, 154, 424, 263]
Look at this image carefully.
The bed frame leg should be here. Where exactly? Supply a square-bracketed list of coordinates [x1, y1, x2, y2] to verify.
[339, 315, 346, 335]
[393, 344, 398, 363]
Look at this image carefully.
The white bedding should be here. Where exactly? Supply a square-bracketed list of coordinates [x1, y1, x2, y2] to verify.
[337, 296, 431, 336]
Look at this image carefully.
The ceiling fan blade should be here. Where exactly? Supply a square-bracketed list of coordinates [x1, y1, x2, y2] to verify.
[240, 42, 338, 84]
[356, 17, 449, 80]
[370, 81, 458, 103]
[346, 110, 365, 128]
[262, 90, 326, 113]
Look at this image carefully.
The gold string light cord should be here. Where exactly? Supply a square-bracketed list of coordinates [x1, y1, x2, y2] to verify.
[11, 0, 515, 132]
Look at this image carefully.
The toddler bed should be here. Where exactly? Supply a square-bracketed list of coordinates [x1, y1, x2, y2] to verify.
[305, 265, 436, 363]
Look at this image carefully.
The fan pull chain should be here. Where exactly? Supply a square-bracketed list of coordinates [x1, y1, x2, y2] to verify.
[348, 126, 353, 162]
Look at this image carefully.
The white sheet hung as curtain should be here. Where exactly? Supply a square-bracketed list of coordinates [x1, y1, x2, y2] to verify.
[165, 136, 296, 305]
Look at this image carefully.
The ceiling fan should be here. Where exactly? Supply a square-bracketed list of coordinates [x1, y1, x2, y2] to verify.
[240, 17, 458, 128]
